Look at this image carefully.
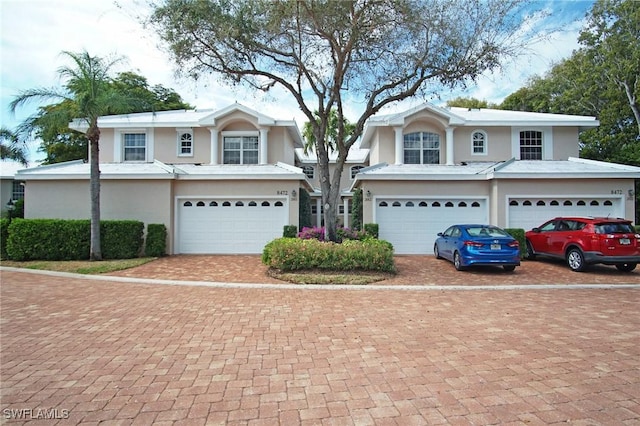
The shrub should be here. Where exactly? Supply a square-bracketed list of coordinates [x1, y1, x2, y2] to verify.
[299, 188, 313, 229]
[0, 218, 9, 259]
[351, 188, 363, 231]
[101, 221, 144, 259]
[363, 223, 379, 239]
[5, 219, 144, 261]
[504, 228, 526, 259]
[283, 225, 298, 238]
[262, 237, 395, 273]
[7, 219, 90, 261]
[298, 226, 325, 241]
[145, 223, 167, 257]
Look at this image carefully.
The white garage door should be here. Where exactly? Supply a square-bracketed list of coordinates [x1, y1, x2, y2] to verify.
[508, 197, 622, 231]
[178, 198, 288, 254]
[376, 198, 488, 254]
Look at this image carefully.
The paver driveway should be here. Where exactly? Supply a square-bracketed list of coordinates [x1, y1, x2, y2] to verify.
[1, 269, 639, 425]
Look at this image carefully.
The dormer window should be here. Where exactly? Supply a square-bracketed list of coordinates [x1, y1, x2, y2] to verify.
[177, 129, 193, 157]
[471, 130, 487, 155]
[520, 130, 543, 160]
[223, 134, 259, 164]
[404, 132, 440, 164]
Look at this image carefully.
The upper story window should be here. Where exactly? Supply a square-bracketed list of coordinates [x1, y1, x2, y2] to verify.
[302, 165, 315, 179]
[177, 129, 193, 157]
[471, 130, 487, 155]
[404, 132, 440, 164]
[520, 130, 543, 160]
[351, 165, 365, 179]
[123, 133, 146, 162]
[223, 135, 259, 164]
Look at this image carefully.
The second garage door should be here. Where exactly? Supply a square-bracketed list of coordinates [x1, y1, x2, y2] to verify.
[508, 197, 622, 231]
[177, 198, 288, 254]
[375, 198, 488, 254]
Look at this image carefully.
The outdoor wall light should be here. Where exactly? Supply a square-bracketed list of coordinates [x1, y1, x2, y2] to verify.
[291, 189, 297, 200]
[365, 190, 372, 200]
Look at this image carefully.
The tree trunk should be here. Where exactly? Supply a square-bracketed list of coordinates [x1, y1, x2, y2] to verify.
[88, 125, 102, 261]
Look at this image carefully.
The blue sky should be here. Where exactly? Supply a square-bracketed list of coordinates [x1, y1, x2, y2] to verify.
[1, 0, 594, 162]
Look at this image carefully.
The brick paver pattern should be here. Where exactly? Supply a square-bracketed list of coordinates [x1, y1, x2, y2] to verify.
[1, 270, 639, 425]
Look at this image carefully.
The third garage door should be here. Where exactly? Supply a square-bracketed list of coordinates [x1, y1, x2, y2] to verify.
[375, 198, 488, 254]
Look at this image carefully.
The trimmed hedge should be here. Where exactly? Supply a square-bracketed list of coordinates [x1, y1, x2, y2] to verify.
[363, 223, 379, 239]
[504, 228, 526, 259]
[0, 218, 9, 260]
[145, 223, 168, 257]
[262, 237, 395, 272]
[5, 219, 144, 261]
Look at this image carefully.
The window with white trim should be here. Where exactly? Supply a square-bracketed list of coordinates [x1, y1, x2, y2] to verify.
[12, 181, 24, 200]
[351, 165, 365, 179]
[404, 132, 440, 164]
[471, 130, 487, 155]
[123, 133, 146, 162]
[177, 129, 193, 156]
[520, 130, 543, 160]
[223, 135, 259, 164]
[302, 165, 315, 179]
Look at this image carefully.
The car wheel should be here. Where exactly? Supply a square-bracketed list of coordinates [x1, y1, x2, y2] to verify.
[453, 251, 465, 271]
[566, 248, 587, 272]
[434, 244, 442, 259]
[615, 263, 637, 272]
[525, 240, 536, 260]
[503, 265, 516, 272]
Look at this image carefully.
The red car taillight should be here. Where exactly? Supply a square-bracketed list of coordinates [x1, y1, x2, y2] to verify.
[464, 241, 484, 247]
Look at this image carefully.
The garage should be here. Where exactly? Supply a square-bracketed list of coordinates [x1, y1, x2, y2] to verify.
[177, 197, 288, 254]
[375, 198, 488, 254]
[507, 197, 622, 231]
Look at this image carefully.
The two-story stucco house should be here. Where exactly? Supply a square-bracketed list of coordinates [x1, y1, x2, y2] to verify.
[16, 102, 640, 255]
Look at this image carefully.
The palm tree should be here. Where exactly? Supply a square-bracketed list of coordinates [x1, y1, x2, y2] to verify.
[10, 50, 136, 260]
[0, 127, 28, 165]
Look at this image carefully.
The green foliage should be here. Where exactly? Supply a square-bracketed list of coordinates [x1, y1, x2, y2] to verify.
[101, 220, 144, 259]
[298, 188, 312, 229]
[5, 219, 144, 261]
[145, 223, 168, 257]
[446, 97, 499, 109]
[0, 127, 28, 165]
[0, 218, 9, 259]
[351, 188, 363, 231]
[504, 228, 526, 259]
[262, 238, 395, 273]
[283, 225, 298, 238]
[363, 223, 379, 239]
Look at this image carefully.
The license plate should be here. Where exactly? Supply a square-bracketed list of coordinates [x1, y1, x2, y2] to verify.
[620, 238, 631, 245]
[491, 244, 501, 250]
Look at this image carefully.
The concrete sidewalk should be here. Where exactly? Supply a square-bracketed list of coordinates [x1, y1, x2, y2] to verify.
[1, 269, 639, 425]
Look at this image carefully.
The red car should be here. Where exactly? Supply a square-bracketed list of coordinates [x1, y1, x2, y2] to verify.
[525, 217, 640, 272]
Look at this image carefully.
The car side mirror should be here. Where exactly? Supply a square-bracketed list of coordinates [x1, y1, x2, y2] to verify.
[532, 227, 541, 233]
[437, 232, 443, 237]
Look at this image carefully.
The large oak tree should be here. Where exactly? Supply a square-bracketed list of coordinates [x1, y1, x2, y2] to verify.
[149, 0, 528, 241]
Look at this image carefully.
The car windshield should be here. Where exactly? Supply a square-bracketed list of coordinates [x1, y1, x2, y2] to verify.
[595, 223, 635, 234]
[466, 226, 510, 238]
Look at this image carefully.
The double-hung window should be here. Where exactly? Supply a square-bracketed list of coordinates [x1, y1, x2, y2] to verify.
[404, 132, 440, 164]
[519, 130, 543, 160]
[123, 133, 146, 162]
[223, 135, 259, 164]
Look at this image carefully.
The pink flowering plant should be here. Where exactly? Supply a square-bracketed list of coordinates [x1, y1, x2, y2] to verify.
[298, 226, 367, 243]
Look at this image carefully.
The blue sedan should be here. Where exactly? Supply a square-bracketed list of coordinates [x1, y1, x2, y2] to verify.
[434, 224, 521, 272]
